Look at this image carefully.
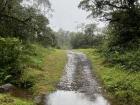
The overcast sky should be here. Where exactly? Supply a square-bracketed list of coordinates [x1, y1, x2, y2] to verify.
[49, 0, 91, 32]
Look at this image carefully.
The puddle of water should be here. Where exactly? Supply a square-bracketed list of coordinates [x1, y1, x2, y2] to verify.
[58, 51, 77, 90]
[45, 90, 110, 105]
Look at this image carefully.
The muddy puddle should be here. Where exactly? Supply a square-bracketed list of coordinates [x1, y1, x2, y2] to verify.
[46, 90, 109, 105]
[44, 51, 110, 105]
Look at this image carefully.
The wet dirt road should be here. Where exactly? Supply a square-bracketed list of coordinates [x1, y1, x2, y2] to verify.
[45, 51, 110, 105]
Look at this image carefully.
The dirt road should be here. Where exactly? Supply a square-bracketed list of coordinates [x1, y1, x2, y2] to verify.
[45, 51, 110, 105]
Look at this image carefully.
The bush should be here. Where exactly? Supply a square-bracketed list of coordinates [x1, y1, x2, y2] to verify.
[0, 37, 23, 85]
[19, 44, 50, 89]
[102, 48, 140, 71]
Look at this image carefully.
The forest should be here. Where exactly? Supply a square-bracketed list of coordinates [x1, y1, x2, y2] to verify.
[0, 0, 140, 105]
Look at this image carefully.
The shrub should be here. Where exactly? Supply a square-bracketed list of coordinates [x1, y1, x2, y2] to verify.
[0, 37, 23, 85]
[102, 49, 140, 71]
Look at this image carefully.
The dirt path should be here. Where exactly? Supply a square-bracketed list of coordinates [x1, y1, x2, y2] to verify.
[45, 51, 110, 105]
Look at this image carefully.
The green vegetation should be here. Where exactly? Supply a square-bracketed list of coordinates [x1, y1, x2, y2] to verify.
[77, 3, 140, 105]
[70, 24, 102, 49]
[101, 47, 140, 71]
[0, 0, 57, 86]
[0, 0, 55, 46]
[0, 0, 67, 104]
[0, 44, 67, 103]
[0, 0, 140, 104]
[73, 1, 140, 104]
[0, 94, 33, 105]
[21, 45, 67, 95]
[78, 0, 140, 71]
[0, 38, 23, 85]
[80, 49, 140, 105]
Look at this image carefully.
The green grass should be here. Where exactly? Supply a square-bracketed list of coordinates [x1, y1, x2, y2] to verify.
[79, 49, 140, 105]
[22, 45, 67, 95]
[0, 45, 67, 104]
[0, 94, 33, 105]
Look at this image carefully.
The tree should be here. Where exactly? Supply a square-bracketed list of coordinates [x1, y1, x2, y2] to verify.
[84, 24, 96, 36]
[79, 0, 140, 50]
[0, 0, 56, 86]
[0, 0, 51, 24]
[0, 0, 56, 47]
[79, 1, 140, 72]
[79, 0, 140, 21]
[106, 10, 140, 51]
[55, 29, 72, 49]
[70, 23, 103, 49]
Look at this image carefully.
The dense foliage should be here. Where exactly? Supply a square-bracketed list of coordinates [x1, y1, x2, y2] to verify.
[0, 38, 23, 85]
[0, 0, 57, 87]
[101, 9, 140, 71]
[0, 0, 56, 46]
[79, 0, 140, 71]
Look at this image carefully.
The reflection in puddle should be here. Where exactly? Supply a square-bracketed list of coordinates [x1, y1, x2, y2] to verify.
[46, 90, 110, 105]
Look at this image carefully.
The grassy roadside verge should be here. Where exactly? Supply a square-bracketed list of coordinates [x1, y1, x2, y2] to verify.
[0, 94, 33, 105]
[79, 49, 140, 105]
[0, 45, 67, 105]
[28, 49, 67, 95]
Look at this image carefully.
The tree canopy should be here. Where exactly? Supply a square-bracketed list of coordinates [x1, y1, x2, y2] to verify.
[79, 0, 140, 21]
[0, 0, 56, 46]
